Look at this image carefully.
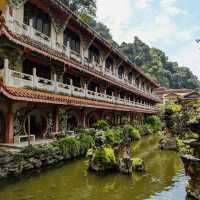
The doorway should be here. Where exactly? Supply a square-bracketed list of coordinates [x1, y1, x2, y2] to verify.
[24, 115, 47, 138]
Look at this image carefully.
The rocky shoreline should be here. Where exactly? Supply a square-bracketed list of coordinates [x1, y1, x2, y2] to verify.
[0, 134, 94, 183]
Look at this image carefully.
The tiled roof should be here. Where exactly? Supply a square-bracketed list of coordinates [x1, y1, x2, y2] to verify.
[0, 82, 158, 114]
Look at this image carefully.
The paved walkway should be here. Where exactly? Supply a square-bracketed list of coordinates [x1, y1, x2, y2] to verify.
[0, 139, 54, 152]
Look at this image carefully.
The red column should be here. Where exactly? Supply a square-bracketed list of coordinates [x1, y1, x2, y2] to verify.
[80, 109, 86, 128]
[53, 107, 59, 133]
[6, 103, 13, 144]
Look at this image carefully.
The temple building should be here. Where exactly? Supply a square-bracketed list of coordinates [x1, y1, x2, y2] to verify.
[0, 0, 160, 144]
[154, 87, 195, 104]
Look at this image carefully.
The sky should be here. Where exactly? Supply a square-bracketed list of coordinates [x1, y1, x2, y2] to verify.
[96, 0, 200, 80]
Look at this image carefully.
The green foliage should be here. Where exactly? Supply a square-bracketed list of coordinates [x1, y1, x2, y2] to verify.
[92, 147, 116, 165]
[176, 139, 190, 154]
[123, 125, 141, 140]
[165, 101, 182, 112]
[132, 158, 143, 167]
[54, 137, 80, 158]
[53, 134, 94, 158]
[79, 135, 94, 154]
[89, 20, 113, 42]
[145, 115, 163, 132]
[105, 129, 122, 145]
[61, 0, 96, 19]
[62, 2, 199, 89]
[119, 37, 200, 89]
[93, 120, 109, 130]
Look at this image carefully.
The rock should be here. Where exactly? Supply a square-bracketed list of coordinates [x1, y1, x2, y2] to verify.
[181, 154, 200, 200]
[0, 168, 8, 180]
[88, 147, 117, 172]
[0, 154, 13, 164]
[95, 131, 106, 147]
[159, 137, 178, 150]
[132, 158, 145, 172]
[118, 157, 133, 175]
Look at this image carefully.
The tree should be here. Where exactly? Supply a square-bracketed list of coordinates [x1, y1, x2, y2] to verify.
[119, 37, 200, 90]
[61, 0, 97, 21]
[62, 1, 200, 90]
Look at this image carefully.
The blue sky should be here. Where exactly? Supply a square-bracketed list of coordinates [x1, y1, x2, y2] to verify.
[96, 0, 200, 79]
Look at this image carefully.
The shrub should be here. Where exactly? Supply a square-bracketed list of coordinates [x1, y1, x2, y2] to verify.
[143, 124, 154, 135]
[81, 128, 96, 138]
[105, 129, 115, 145]
[93, 147, 116, 165]
[176, 138, 190, 154]
[93, 120, 109, 130]
[54, 137, 80, 158]
[123, 125, 141, 140]
[79, 135, 94, 154]
[129, 127, 141, 140]
[145, 116, 163, 132]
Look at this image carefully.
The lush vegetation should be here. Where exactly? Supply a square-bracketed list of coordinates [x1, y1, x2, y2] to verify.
[53, 134, 94, 158]
[119, 37, 200, 89]
[160, 100, 200, 152]
[92, 119, 110, 131]
[61, 0, 96, 22]
[63, 0, 200, 90]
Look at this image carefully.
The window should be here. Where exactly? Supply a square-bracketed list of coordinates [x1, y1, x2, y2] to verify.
[24, 2, 51, 36]
[89, 45, 100, 64]
[106, 88, 114, 96]
[105, 57, 113, 71]
[128, 72, 133, 83]
[88, 82, 100, 92]
[23, 59, 51, 79]
[63, 72, 80, 87]
[118, 66, 124, 79]
[64, 28, 80, 53]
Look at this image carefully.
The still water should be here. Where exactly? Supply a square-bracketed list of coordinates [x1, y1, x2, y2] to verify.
[0, 135, 190, 200]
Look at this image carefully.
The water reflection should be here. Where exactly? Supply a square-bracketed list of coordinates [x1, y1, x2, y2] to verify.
[0, 135, 189, 200]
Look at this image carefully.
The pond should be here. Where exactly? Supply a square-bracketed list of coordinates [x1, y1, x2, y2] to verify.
[0, 134, 191, 200]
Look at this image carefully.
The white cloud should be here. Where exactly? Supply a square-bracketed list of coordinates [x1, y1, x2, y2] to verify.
[96, 0, 132, 44]
[114, 12, 192, 45]
[96, 0, 199, 80]
[171, 41, 200, 79]
[97, 0, 132, 29]
[135, 0, 154, 9]
[97, 0, 189, 44]
[160, 0, 187, 16]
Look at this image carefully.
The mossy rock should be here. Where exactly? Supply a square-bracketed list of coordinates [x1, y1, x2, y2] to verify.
[88, 147, 117, 172]
[132, 158, 145, 172]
